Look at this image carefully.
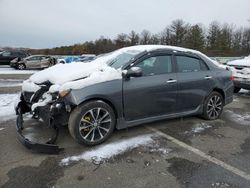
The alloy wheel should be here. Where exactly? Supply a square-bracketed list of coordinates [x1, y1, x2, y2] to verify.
[79, 107, 112, 142]
[18, 64, 25, 70]
[206, 95, 223, 119]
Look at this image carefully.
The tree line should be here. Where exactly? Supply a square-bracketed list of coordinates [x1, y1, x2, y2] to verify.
[29, 19, 250, 57]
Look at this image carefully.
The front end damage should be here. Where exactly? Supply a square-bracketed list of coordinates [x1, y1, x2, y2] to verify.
[15, 84, 71, 154]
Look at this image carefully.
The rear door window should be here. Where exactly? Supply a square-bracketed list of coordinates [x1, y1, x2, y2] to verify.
[176, 56, 208, 72]
[30, 56, 40, 61]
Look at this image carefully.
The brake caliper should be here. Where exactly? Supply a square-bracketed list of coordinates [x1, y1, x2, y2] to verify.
[83, 116, 91, 132]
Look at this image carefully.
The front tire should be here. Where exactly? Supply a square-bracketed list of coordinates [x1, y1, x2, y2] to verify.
[202, 91, 224, 120]
[17, 63, 26, 70]
[68, 101, 116, 146]
[49, 58, 56, 67]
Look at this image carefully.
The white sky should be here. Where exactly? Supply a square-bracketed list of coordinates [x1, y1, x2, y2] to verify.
[0, 0, 249, 48]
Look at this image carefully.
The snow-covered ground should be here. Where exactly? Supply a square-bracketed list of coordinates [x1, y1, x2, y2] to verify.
[239, 89, 250, 94]
[191, 122, 212, 133]
[0, 79, 23, 87]
[0, 93, 19, 122]
[61, 134, 170, 166]
[0, 67, 38, 75]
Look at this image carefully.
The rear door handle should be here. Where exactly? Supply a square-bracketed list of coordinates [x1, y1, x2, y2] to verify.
[204, 76, 212, 80]
[166, 79, 177, 84]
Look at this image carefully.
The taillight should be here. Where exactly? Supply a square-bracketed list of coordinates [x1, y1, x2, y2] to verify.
[230, 75, 234, 80]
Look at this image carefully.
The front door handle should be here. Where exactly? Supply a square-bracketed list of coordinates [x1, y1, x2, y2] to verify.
[166, 79, 177, 84]
[204, 76, 212, 80]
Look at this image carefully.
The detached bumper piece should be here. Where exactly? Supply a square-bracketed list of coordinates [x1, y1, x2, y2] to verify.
[16, 102, 63, 154]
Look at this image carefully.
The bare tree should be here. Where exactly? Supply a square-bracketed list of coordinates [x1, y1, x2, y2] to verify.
[159, 27, 172, 45]
[128, 30, 140, 45]
[140, 30, 151, 44]
[115, 33, 129, 48]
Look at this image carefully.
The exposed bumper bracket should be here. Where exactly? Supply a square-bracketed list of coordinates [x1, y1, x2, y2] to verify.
[16, 103, 63, 154]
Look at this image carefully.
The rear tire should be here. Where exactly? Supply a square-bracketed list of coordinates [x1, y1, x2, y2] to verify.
[68, 100, 116, 146]
[234, 87, 241, 93]
[202, 91, 224, 120]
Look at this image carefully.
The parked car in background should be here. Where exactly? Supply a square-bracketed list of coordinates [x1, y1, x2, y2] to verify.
[227, 55, 250, 92]
[58, 54, 96, 64]
[11, 55, 57, 70]
[79, 54, 96, 62]
[0, 50, 29, 65]
[212, 57, 242, 65]
[57, 56, 81, 64]
[16, 45, 234, 153]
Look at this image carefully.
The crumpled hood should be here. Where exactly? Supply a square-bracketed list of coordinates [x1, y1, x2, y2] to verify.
[30, 61, 106, 85]
[23, 61, 122, 93]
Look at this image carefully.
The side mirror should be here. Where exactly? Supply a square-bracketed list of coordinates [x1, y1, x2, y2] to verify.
[123, 67, 142, 79]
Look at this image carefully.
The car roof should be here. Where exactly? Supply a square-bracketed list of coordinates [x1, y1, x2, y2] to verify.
[119, 45, 201, 54]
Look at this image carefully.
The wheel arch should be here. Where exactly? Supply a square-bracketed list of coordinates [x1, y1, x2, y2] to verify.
[77, 97, 119, 120]
[212, 87, 225, 103]
[202, 87, 226, 108]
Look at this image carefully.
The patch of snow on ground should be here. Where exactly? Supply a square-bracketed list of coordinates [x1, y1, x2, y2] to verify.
[211, 182, 230, 188]
[0, 128, 5, 131]
[0, 93, 19, 121]
[149, 147, 172, 155]
[239, 89, 250, 94]
[233, 97, 239, 102]
[191, 122, 212, 133]
[0, 67, 38, 75]
[61, 134, 156, 166]
[226, 110, 250, 126]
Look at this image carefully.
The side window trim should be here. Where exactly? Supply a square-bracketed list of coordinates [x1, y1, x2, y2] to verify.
[199, 59, 210, 71]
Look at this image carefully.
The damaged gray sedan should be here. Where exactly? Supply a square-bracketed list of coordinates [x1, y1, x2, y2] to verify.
[15, 45, 234, 153]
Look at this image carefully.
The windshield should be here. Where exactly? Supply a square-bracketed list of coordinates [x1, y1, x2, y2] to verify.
[89, 46, 163, 69]
[105, 50, 142, 69]
[108, 52, 137, 68]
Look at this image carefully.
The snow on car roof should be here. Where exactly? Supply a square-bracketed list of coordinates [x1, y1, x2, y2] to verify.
[29, 45, 214, 86]
[113, 44, 201, 54]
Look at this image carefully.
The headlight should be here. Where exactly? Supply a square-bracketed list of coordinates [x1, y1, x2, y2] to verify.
[59, 89, 71, 97]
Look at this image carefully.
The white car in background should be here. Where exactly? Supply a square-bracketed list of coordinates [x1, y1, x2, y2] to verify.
[227, 55, 250, 93]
